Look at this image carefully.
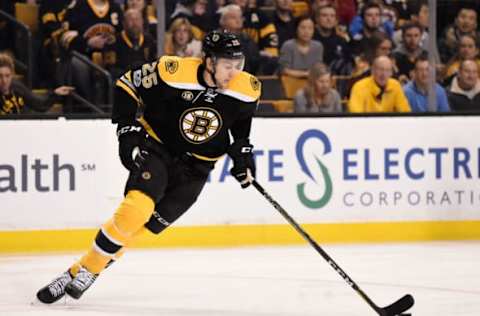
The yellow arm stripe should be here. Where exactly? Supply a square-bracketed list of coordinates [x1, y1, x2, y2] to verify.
[137, 117, 162, 143]
[119, 74, 137, 93]
[259, 23, 276, 39]
[116, 80, 140, 103]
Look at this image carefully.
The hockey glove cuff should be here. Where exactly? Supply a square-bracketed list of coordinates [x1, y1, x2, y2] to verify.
[117, 123, 145, 171]
[227, 139, 256, 189]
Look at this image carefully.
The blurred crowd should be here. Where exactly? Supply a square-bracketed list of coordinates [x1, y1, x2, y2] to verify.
[0, 0, 479, 115]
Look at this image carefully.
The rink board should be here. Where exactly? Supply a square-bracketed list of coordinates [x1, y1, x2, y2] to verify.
[1, 117, 480, 252]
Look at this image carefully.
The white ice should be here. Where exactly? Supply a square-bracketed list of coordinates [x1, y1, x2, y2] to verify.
[1, 242, 479, 316]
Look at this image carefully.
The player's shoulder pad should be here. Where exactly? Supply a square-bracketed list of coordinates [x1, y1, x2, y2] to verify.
[219, 72, 261, 103]
[157, 56, 204, 90]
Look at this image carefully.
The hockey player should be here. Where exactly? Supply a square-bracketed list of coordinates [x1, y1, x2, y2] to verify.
[36, 30, 261, 303]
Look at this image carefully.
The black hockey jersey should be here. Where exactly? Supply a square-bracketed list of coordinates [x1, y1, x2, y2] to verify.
[243, 9, 279, 57]
[61, 0, 123, 62]
[1, 81, 57, 115]
[39, 0, 70, 41]
[113, 57, 261, 161]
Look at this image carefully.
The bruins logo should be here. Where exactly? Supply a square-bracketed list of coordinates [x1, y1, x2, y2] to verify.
[250, 76, 260, 91]
[180, 108, 222, 144]
[165, 59, 178, 74]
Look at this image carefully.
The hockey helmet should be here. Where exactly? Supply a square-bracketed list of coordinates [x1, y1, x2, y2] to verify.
[202, 30, 244, 60]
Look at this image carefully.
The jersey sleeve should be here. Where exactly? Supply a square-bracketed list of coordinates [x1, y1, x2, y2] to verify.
[112, 58, 164, 124]
[226, 72, 261, 141]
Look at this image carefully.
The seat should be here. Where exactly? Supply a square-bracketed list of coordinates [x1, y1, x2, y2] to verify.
[258, 75, 285, 100]
[280, 75, 307, 99]
[15, 3, 39, 33]
[261, 99, 293, 113]
[292, 1, 310, 17]
[256, 101, 277, 113]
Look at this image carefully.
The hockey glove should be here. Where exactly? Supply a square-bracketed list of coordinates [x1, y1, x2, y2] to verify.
[227, 139, 256, 189]
[117, 123, 145, 171]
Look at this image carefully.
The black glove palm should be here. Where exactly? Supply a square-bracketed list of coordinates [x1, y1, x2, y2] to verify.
[117, 124, 144, 171]
[227, 139, 256, 189]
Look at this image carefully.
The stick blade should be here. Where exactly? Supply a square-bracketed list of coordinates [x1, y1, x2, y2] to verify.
[381, 294, 414, 316]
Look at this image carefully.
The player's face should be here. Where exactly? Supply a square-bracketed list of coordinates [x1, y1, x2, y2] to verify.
[214, 58, 244, 89]
[0, 66, 13, 95]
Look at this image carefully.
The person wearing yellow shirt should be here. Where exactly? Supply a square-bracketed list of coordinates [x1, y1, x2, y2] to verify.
[348, 55, 411, 113]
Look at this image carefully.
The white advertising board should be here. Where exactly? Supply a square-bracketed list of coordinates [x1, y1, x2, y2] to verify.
[1, 117, 479, 230]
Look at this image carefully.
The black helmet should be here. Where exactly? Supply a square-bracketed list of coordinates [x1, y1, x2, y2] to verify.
[202, 30, 244, 60]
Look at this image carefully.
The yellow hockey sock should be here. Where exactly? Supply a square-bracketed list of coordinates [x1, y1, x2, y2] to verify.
[70, 190, 155, 275]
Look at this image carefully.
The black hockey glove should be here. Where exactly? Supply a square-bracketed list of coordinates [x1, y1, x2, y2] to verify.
[227, 139, 256, 189]
[117, 123, 145, 171]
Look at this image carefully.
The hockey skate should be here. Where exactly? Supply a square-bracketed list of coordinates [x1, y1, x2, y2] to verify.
[36, 271, 73, 304]
[65, 267, 98, 299]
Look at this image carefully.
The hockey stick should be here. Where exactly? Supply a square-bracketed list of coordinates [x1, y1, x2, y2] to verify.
[251, 180, 414, 316]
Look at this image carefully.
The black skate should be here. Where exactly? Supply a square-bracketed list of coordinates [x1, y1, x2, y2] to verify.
[65, 267, 98, 299]
[36, 271, 73, 304]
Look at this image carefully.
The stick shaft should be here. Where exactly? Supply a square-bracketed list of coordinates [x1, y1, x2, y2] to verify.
[252, 180, 382, 314]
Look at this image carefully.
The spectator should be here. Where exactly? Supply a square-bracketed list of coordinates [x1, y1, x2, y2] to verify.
[393, 1, 430, 51]
[350, 1, 393, 57]
[313, 4, 349, 66]
[272, 0, 296, 49]
[403, 53, 450, 113]
[60, 0, 123, 103]
[443, 34, 480, 81]
[0, 53, 73, 115]
[279, 15, 323, 78]
[439, 7, 479, 63]
[294, 63, 342, 113]
[346, 31, 396, 98]
[218, 4, 260, 74]
[60, 0, 123, 64]
[447, 60, 480, 112]
[230, 0, 280, 74]
[111, 9, 156, 78]
[169, 0, 211, 40]
[124, 0, 158, 39]
[38, 0, 71, 87]
[164, 17, 202, 58]
[393, 22, 427, 81]
[348, 55, 410, 113]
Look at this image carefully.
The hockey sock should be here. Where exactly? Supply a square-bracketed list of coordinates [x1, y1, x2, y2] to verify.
[70, 190, 155, 275]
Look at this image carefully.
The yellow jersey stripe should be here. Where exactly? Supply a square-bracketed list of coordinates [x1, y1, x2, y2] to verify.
[138, 117, 162, 143]
[259, 23, 276, 39]
[116, 80, 140, 103]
